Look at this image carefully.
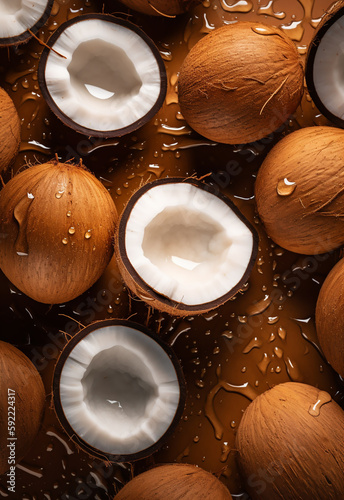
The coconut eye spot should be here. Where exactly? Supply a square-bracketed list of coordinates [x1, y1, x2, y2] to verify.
[68, 40, 142, 103]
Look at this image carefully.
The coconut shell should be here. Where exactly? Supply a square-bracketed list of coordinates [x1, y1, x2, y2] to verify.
[117, 0, 199, 16]
[0, 160, 117, 304]
[0, 341, 45, 474]
[114, 463, 232, 499]
[236, 382, 344, 500]
[255, 126, 344, 254]
[0, 87, 20, 172]
[178, 22, 304, 144]
[316, 258, 344, 378]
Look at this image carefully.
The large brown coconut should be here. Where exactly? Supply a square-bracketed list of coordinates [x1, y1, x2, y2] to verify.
[114, 463, 232, 499]
[0, 87, 20, 172]
[0, 159, 117, 304]
[0, 341, 45, 474]
[117, 0, 200, 16]
[316, 257, 344, 378]
[178, 22, 304, 144]
[255, 126, 344, 254]
[236, 382, 344, 500]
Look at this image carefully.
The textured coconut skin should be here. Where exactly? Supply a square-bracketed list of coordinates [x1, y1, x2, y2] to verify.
[0, 87, 20, 172]
[118, 0, 200, 16]
[114, 463, 232, 499]
[178, 22, 304, 145]
[316, 258, 344, 377]
[255, 126, 344, 254]
[236, 382, 344, 500]
[0, 161, 117, 304]
[0, 341, 45, 474]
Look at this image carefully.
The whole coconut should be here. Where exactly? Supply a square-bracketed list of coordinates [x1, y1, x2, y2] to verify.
[0, 341, 45, 474]
[117, 0, 200, 16]
[114, 463, 232, 499]
[255, 126, 344, 254]
[0, 159, 117, 304]
[236, 382, 344, 500]
[178, 22, 304, 144]
[316, 257, 344, 377]
[0, 87, 20, 172]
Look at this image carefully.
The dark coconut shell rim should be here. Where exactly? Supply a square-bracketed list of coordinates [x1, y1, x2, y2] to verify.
[306, 1, 344, 128]
[53, 319, 186, 462]
[38, 14, 167, 138]
[0, 0, 54, 47]
[118, 177, 259, 313]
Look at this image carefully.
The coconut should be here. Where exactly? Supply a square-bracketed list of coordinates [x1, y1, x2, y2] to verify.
[178, 22, 304, 145]
[0, 341, 45, 474]
[255, 126, 344, 254]
[53, 320, 185, 462]
[0, 86, 21, 172]
[316, 258, 344, 378]
[117, 0, 200, 16]
[38, 14, 167, 137]
[236, 382, 344, 500]
[0, 0, 53, 46]
[114, 463, 232, 499]
[306, 1, 344, 128]
[115, 178, 258, 316]
[0, 159, 117, 304]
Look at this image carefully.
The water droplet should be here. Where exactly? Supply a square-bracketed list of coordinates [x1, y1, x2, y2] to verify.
[85, 230, 92, 239]
[68, 227, 75, 235]
[62, 238, 68, 245]
[308, 391, 332, 417]
[277, 178, 296, 196]
[196, 379, 204, 388]
[193, 436, 200, 443]
[66, 211, 71, 217]
[268, 315, 279, 325]
[55, 190, 64, 199]
[107, 305, 113, 314]
[278, 327, 287, 340]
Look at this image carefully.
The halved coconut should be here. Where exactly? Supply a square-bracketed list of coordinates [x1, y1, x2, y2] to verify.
[38, 14, 167, 137]
[0, 0, 53, 46]
[53, 319, 185, 462]
[306, 2, 344, 127]
[115, 178, 258, 316]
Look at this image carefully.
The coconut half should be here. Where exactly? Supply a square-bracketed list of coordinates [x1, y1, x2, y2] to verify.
[53, 320, 185, 462]
[38, 14, 167, 137]
[306, 2, 344, 127]
[0, 0, 53, 46]
[116, 178, 258, 316]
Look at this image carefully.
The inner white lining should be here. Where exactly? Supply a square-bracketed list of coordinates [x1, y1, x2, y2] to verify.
[313, 16, 344, 119]
[0, 0, 48, 39]
[125, 183, 254, 306]
[59, 325, 180, 455]
[44, 19, 162, 131]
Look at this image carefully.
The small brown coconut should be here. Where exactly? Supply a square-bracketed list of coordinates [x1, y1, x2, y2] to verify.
[114, 463, 232, 499]
[236, 382, 344, 500]
[255, 126, 344, 254]
[0, 87, 20, 172]
[117, 0, 200, 16]
[0, 341, 45, 475]
[316, 258, 344, 377]
[0, 159, 117, 304]
[178, 22, 304, 144]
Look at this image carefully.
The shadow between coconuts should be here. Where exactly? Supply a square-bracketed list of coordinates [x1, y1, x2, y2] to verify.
[37, 13, 167, 138]
[116, 177, 259, 316]
[52, 318, 186, 463]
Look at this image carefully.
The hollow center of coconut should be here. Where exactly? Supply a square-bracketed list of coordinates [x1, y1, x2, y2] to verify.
[43, 18, 162, 132]
[0, 0, 49, 38]
[59, 324, 180, 455]
[124, 182, 255, 306]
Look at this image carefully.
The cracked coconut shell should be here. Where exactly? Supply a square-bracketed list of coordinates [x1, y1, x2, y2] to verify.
[236, 382, 344, 500]
[255, 126, 344, 254]
[0, 87, 20, 172]
[117, 0, 200, 16]
[316, 257, 344, 378]
[0, 341, 45, 474]
[178, 22, 304, 144]
[114, 463, 232, 499]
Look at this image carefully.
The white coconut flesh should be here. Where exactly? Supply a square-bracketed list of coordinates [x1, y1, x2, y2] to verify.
[0, 0, 49, 39]
[59, 324, 180, 455]
[125, 183, 254, 306]
[313, 16, 344, 119]
[44, 19, 162, 132]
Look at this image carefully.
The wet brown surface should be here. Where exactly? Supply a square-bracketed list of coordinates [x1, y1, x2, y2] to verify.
[0, 0, 343, 499]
